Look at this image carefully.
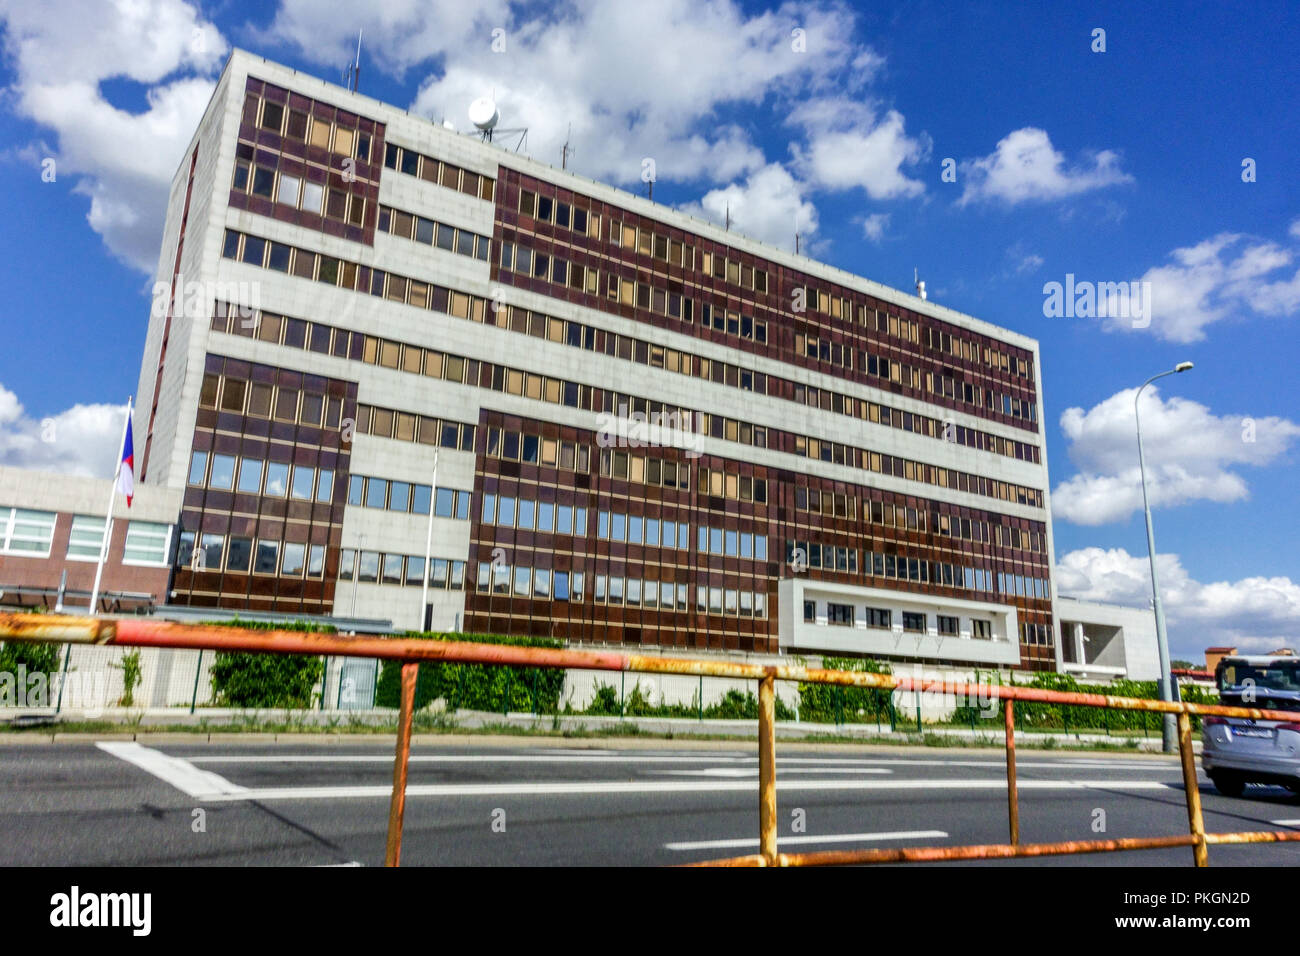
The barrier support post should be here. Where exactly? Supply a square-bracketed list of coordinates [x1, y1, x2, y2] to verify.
[758, 672, 777, 865]
[385, 660, 418, 867]
[1177, 710, 1209, 867]
[1005, 698, 1019, 846]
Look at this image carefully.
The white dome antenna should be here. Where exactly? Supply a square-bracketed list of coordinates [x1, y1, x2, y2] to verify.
[469, 97, 500, 140]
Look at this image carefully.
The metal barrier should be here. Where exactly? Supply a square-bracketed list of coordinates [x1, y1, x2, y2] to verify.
[3, 612, 1299, 867]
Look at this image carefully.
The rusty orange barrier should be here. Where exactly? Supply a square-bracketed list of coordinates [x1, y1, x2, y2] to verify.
[3, 611, 1299, 868]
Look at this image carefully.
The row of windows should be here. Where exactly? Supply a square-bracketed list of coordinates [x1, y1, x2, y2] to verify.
[512, 174, 1034, 393]
[925, 326, 1032, 382]
[481, 297, 1031, 464]
[794, 488, 857, 519]
[785, 538, 1040, 598]
[220, 231, 1044, 507]
[476, 562, 585, 601]
[48, 514, 171, 565]
[596, 510, 691, 550]
[794, 338, 1040, 429]
[798, 332, 1038, 430]
[601, 215, 772, 295]
[1023, 622, 1054, 646]
[0, 507, 56, 556]
[246, 90, 374, 163]
[505, 240, 771, 346]
[696, 525, 769, 561]
[377, 205, 490, 261]
[803, 293, 1034, 385]
[598, 449, 692, 492]
[187, 451, 335, 502]
[500, 242, 600, 295]
[792, 384, 1040, 464]
[232, 159, 367, 226]
[690, 584, 769, 618]
[199, 369, 346, 429]
[518, 189, 600, 238]
[483, 428, 593, 473]
[339, 549, 468, 589]
[482, 494, 589, 537]
[345, 475, 471, 519]
[792, 435, 1046, 510]
[383, 142, 495, 201]
[695, 467, 769, 504]
[178, 530, 326, 578]
[806, 602, 995, 640]
[788, 491, 1046, 557]
[352, 403, 476, 451]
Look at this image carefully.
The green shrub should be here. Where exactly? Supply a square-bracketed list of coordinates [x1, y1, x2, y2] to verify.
[797, 657, 893, 723]
[375, 632, 566, 714]
[0, 641, 60, 679]
[208, 618, 332, 709]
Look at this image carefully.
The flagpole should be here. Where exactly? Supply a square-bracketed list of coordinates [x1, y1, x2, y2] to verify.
[419, 448, 440, 632]
[88, 396, 132, 614]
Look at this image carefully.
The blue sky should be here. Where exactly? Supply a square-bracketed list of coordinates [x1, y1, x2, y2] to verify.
[1, 0, 1298, 656]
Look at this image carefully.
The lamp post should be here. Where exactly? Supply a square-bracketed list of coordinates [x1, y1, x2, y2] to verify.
[1135, 361, 1193, 753]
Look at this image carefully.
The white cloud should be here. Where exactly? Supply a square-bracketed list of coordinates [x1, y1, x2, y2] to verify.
[860, 212, 889, 241]
[0, 0, 227, 271]
[0, 383, 127, 477]
[1056, 547, 1300, 656]
[680, 163, 817, 249]
[1016, 253, 1044, 274]
[957, 127, 1132, 206]
[392, 0, 867, 189]
[788, 98, 928, 199]
[1101, 231, 1300, 342]
[1290, 217, 1300, 239]
[1052, 386, 1300, 525]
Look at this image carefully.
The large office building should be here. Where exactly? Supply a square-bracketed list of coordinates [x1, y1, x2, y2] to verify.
[127, 49, 1058, 672]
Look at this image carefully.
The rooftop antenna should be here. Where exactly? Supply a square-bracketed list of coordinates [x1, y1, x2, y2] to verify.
[914, 268, 927, 301]
[561, 124, 574, 170]
[795, 232, 800, 255]
[342, 29, 362, 93]
[469, 95, 500, 141]
[725, 203, 731, 232]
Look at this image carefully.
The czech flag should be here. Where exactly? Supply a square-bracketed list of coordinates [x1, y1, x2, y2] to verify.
[118, 412, 135, 507]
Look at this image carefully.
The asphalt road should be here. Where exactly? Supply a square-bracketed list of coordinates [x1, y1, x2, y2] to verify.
[2, 738, 1299, 866]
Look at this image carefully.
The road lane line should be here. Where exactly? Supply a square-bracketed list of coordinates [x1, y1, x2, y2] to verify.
[659, 768, 892, 776]
[665, 830, 948, 851]
[185, 754, 757, 765]
[193, 778, 1175, 802]
[97, 742, 248, 798]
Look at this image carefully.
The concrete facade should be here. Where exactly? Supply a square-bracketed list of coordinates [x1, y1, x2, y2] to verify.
[117, 49, 1065, 671]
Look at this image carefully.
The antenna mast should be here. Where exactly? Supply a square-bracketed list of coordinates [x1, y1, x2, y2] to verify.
[562, 125, 574, 170]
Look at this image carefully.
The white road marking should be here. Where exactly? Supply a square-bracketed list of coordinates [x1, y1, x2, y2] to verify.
[182, 753, 1173, 772]
[185, 754, 758, 765]
[1270, 819, 1300, 826]
[665, 830, 948, 851]
[100, 744, 1179, 803]
[659, 768, 892, 777]
[97, 742, 248, 798]
[194, 778, 1174, 803]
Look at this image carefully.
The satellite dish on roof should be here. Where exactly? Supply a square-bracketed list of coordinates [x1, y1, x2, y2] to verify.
[468, 97, 499, 131]
[442, 119, 456, 131]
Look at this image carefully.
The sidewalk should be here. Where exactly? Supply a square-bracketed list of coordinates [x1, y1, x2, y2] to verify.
[0, 706, 1188, 752]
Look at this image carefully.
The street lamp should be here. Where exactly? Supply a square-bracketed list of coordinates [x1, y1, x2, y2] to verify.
[1135, 361, 1193, 753]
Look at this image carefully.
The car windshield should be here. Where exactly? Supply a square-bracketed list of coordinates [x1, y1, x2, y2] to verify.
[1218, 662, 1300, 709]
